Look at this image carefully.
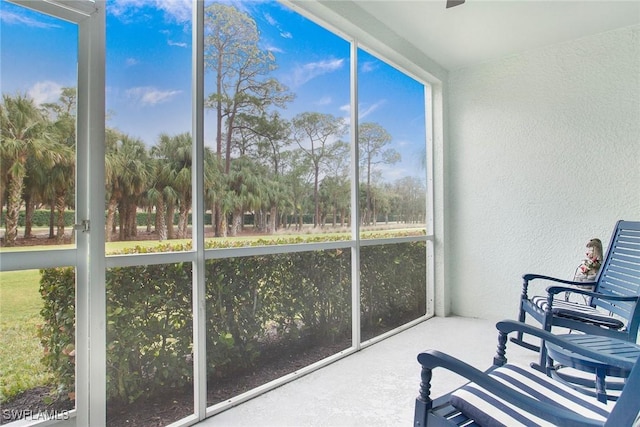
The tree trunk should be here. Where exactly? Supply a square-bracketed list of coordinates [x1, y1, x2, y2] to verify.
[269, 206, 277, 233]
[229, 209, 242, 237]
[49, 199, 55, 238]
[177, 195, 190, 239]
[55, 191, 66, 243]
[146, 205, 152, 233]
[155, 198, 167, 241]
[214, 202, 222, 237]
[313, 166, 320, 228]
[106, 196, 117, 242]
[118, 201, 126, 240]
[166, 203, 175, 239]
[4, 174, 24, 247]
[128, 202, 137, 238]
[24, 194, 34, 238]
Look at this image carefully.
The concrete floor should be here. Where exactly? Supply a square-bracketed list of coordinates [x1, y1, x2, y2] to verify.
[197, 316, 539, 427]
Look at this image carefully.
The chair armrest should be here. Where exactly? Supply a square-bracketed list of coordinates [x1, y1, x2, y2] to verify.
[417, 349, 604, 427]
[523, 273, 595, 287]
[519, 274, 595, 301]
[496, 320, 634, 370]
[546, 286, 640, 303]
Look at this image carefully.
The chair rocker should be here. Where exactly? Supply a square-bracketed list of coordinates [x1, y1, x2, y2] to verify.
[414, 321, 640, 427]
[510, 220, 640, 371]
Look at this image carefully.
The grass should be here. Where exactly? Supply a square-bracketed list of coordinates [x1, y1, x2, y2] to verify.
[0, 269, 53, 402]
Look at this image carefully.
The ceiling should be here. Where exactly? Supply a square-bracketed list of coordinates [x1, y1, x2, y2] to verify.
[312, 0, 640, 71]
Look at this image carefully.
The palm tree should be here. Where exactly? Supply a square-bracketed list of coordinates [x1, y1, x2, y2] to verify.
[204, 148, 226, 236]
[152, 133, 192, 239]
[116, 135, 150, 240]
[226, 156, 265, 236]
[104, 129, 150, 241]
[43, 90, 76, 242]
[105, 128, 123, 242]
[0, 94, 59, 246]
[146, 156, 177, 241]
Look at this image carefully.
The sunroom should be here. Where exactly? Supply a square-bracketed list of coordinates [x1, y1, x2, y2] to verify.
[0, 0, 638, 426]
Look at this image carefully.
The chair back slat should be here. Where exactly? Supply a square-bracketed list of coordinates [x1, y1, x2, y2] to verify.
[605, 356, 640, 426]
[592, 221, 640, 320]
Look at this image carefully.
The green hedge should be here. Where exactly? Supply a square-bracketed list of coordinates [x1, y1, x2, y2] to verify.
[3, 210, 330, 229]
[0, 210, 75, 228]
[38, 237, 426, 404]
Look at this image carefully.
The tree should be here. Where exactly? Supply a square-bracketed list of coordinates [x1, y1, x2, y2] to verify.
[204, 3, 292, 236]
[0, 94, 59, 246]
[235, 111, 291, 231]
[104, 130, 150, 241]
[358, 122, 400, 225]
[42, 87, 76, 242]
[281, 149, 313, 230]
[393, 176, 426, 224]
[291, 112, 346, 228]
[152, 133, 192, 239]
[226, 156, 265, 236]
[105, 128, 123, 242]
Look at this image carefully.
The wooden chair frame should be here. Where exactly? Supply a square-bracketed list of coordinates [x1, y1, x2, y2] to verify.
[511, 220, 640, 370]
[414, 321, 640, 427]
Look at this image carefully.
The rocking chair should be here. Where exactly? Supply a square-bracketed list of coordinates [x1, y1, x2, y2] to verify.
[414, 321, 640, 427]
[511, 220, 640, 371]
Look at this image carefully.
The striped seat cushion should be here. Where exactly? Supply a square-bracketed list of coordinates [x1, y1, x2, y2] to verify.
[450, 364, 612, 426]
[531, 296, 624, 329]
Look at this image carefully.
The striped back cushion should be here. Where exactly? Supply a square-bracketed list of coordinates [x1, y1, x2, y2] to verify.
[450, 364, 612, 426]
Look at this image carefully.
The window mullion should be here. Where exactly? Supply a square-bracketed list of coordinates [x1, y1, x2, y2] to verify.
[350, 40, 361, 349]
[191, 0, 207, 421]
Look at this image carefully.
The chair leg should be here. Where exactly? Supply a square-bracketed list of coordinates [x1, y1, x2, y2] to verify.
[531, 319, 553, 373]
[509, 306, 541, 352]
[595, 368, 608, 404]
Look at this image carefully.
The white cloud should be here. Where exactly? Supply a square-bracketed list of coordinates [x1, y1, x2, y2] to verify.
[339, 100, 386, 119]
[168, 40, 188, 48]
[360, 61, 378, 73]
[126, 87, 182, 106]
[263, 11, 292, 39]
[28, 81, 62, 105]
[265, 45, 284, 54]
[125, 58, 139, 67]
[291, 58, 345, 88]
[360, 100, 386, 119]
[264, 12, 277, 26]
[0, 10, 60, 29]
[110, 0, 192, 23]
[315, 96, 332, 106]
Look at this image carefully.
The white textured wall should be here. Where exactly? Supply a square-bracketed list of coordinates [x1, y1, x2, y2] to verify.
[446, 25, 640, 320]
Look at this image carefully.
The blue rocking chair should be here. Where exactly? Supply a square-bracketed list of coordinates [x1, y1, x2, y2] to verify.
[414, 321, 640, 427]
[510, 220, 640, 371]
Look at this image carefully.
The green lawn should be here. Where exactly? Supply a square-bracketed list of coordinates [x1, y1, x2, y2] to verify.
[0, 269, 52, 402]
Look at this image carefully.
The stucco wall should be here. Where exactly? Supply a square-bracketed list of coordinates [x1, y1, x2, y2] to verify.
[446, 25, 640, 320]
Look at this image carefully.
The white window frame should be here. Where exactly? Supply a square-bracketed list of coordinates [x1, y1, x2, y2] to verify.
[2, 1, 436, 425]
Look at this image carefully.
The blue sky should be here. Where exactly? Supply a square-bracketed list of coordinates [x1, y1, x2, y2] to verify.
[1, 0, 427, 181]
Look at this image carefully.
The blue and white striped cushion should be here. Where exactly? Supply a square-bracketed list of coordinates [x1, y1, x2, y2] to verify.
[450, 364, 612, 426]
[531, 296, 624, 329]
